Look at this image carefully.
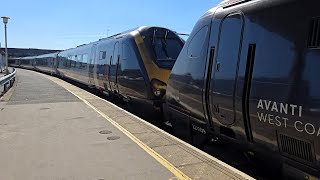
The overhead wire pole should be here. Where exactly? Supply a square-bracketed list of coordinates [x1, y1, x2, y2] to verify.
[1, 16, 10, 75]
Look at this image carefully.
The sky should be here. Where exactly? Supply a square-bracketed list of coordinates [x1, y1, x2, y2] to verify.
[0, 0, 221, 50]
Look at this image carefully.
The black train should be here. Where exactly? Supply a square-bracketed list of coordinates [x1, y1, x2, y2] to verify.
[164, 0, 320, 179]
[56, 26, 184, 109]
[14, 26, 184, 110]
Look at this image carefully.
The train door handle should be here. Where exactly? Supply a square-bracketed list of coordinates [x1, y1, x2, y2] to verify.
[216, 62, 221, 72]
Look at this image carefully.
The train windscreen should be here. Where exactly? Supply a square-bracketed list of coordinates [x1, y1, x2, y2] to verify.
[142, 28, 184, 69]
[152, 37, 183, 68]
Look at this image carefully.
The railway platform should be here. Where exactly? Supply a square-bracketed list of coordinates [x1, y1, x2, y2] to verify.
[0, 69, 253, 180]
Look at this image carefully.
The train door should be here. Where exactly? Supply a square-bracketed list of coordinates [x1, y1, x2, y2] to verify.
[208, 13, 244, 126]
[109, 42, 120, 94]
[89, 44, 97, 86]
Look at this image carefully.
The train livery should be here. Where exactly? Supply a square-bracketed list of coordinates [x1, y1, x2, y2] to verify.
[164, 0, 320, 179]
[14, 26, 184, 108]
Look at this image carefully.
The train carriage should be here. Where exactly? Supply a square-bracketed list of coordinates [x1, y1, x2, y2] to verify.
[57, 44, 94, 85]
[164, 0, 320, 179]
[19, 56, 37, 69]
[15, 26, 184, 111]
[56, 26, 184, 108]
[34, 52, 59, 74]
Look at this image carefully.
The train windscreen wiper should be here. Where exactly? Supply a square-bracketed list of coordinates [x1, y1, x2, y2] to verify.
[152, 29, 156, 45]
[152, 29, 158, 59]
[161, 30, 169, 59]
[161, 31, 169, 58]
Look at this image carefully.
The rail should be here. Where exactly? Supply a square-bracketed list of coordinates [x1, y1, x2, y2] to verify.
[0, 68, 16, 95]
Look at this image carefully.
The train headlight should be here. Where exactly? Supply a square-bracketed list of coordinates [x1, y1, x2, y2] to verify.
[154, 89, 161, 96]
[151, 79, 166, 97]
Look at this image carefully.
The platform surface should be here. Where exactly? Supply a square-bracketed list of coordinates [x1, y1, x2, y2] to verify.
[0, 69, 254, 180]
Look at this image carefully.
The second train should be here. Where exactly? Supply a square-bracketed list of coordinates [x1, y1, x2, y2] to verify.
[13, 26, 184, 109]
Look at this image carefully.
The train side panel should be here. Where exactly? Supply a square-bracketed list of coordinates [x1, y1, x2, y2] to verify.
[94, 40, 113, 91]
[19, 57, 35, 70]
[165, 14, 213, 143]
[57, 45, 93, 85]
[243, 0, 320, 177]
[34, 53, 58, 74]
[117, 38, 149, 100]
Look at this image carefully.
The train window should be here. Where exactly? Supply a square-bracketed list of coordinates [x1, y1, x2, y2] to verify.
[83, 54, 88, 63]
[122, 43, 131, 60]
[121, 43, 139, 70]
[82, 54, 88, 68]
[78, 55, 83, 62]
[71, 55, 76, 68]
[99, 51, 106, 60]
[66, 56, 71, 68]
[77, 55, 83, 68]
[75, 55, 78, 60]
[62, 56, 67, 67]
[152, 37, 183, 60]
[187, 26, 209, 58]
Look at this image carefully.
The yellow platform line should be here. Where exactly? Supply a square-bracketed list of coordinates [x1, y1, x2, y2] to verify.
[46, 76, 191, 180]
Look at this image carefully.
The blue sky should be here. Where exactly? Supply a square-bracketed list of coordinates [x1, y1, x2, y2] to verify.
[0, 0, 220, 50]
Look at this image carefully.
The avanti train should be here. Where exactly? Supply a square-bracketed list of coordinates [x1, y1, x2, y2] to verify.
[13, 26, 184, 109]
[164, 0, 319, 179]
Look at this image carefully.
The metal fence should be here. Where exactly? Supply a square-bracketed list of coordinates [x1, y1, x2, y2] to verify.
[0, 68, 16, 96]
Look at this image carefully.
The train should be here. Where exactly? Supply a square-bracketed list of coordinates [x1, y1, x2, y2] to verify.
[163, 0, 320, 179]
[10, 0, 320, 178]
[12, 26, 184, 110]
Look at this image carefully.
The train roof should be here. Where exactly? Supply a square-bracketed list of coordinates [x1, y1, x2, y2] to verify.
[20, 52, 59, 60]
[36, 52, 59, 58]
[218, 0, 249, 7]
[202, 0, 287, 19]
[98, 26, 178, 41]
[20, 55, 38, 60]
[29, 26, 182, 55]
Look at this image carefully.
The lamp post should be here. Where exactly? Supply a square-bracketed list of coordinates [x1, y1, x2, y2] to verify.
[1, 16, 9, 75]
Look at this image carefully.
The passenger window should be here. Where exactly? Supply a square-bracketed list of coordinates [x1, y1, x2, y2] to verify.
[77, 55, 83, 68]
[99, 51, 106, 60]
[121, 43, 139, 70]
[82, 54, 88, 68]
[71, 55, 76, 68]
[83, 54, 88, 63]
[187, 26, 209, 58]
[122, 43, 131, 60]
[78, 55, 83, 62]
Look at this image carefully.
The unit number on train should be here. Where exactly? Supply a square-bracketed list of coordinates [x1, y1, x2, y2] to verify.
[256, 99, 320, 137]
